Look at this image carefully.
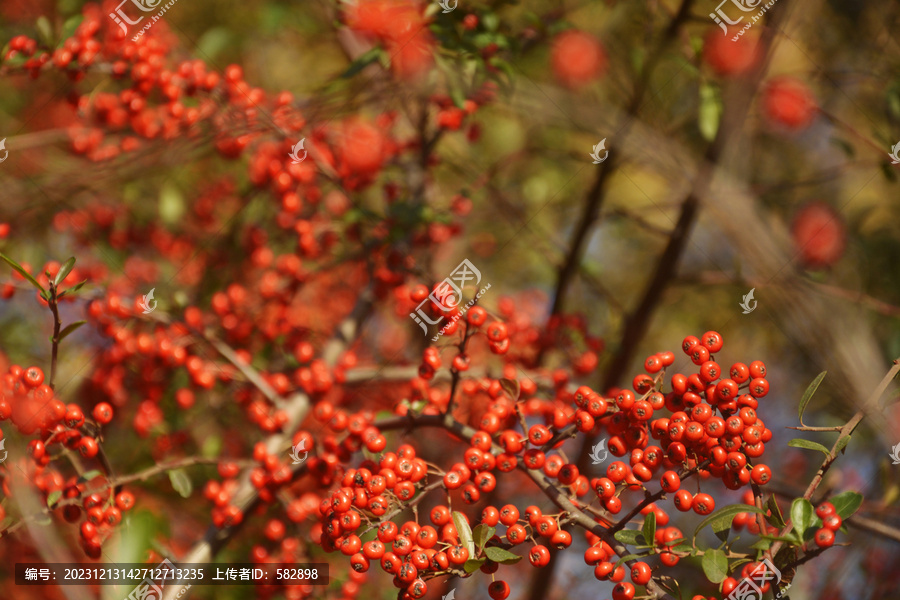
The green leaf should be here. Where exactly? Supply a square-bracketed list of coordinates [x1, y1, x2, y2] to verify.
[60, 15, 84, 44]
[698, 82, 722, 142]
[450, 85, 466, 110]
[472, 524, 495, 549]
[790, 498, 816, 539]
[78, 470, 103, 483]
[59, 279, 88, 298]
[57, 320, 87, 342]
[499, 378, 520, 402]
[788, 438, 831, 457]
[483, 546, 521, 564]
[36, 16, 54, 48]
[54, 257, 76, 286]
[701, 549, 728, 584]
[463, 557, 486, 573]
[614, 529, 644, 546]
[47, 490, 63, 508]
[168, 469, 193, 498]
[750, 538, 773, 551]
[836, 435, 851, 454]
[613, 553, 645, 570]
[798, 371, 827, 423]
[669, 542, 694, 553]
[159, 181, 186, 225]
[0, 252, 45, 294]
[452, 511, 475, 557]
[642, 511, 656, 549]
[341, 47, 382, 79]
[766, 495, 787, 529]
[828, 491, 863, 519]
[693, 505, 765, 541]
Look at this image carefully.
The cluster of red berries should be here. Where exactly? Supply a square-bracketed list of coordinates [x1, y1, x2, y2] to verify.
[0, 362, 134, 557]
[812, 501, 843, 548]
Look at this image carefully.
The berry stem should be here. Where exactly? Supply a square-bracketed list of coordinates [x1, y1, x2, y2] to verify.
[48, 281, 61, 390]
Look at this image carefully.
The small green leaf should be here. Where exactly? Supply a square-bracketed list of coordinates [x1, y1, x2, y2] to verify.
[698, 82, 723, 142]
[701, 549, 728, 584]
[766, 495, 787, 529]
[60, 15, 84, 43]
[59, 279, 88, 298]
[750, 538, 773, 551]
[693, 505, 765, 541]
[790, 498, 815, 539]
[47, 490, 63, 508]
[78, 470, 103, 483]
[613, 553, 645, 570]
[642, 511, 656, 550]
[452, 511, 475, 557]
[499, 378, 520, 401]
[168, 469, 193, 498]
[472, 524, 495, 549]
[789, 438, 831, 457]
[614, 529, 644, 546]
[57, 320, 87, 342]
[341, 47, 382, 79]
[828, 491, 863, 519]
[798, 371, 827, 423]
[669, 542, 694, 553]
[54, 257, 76, 286]
[483, 546, 521, 564]
[463, 557, 486, 573]
[36, 16, 54, 48]
[450, 85, 466, 110]
[0, 252, 45, 294]
[836, 435, 851, 454]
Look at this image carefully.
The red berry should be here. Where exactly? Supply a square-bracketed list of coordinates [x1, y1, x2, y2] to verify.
[791, 202, 846, 268]
[815, 502, 835, 519]
[763, 77, 817, 130]
[488, 580, 510, 600]
[814, 527, 835, 547]
[551, 30, 607, 89]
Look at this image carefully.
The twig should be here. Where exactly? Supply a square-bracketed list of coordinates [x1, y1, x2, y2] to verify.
[768, 358, 900, 561]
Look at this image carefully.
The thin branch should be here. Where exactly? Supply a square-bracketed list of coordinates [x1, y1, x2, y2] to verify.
[768, 358, 900, 561]
[0, 456, 245, 539]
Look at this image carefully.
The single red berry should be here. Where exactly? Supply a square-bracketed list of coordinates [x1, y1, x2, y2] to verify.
[488, 580, 511, 600]
[692, 493, 715, 515]
[660, 471, 681, 492]
[814, 527, 835, 547]
[612, 581, 636, 600]
[92, 402, 114, 425]
[630, 561, 652, 585]
[815, 502, 835, 519]
[822, 514, 842, 531]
